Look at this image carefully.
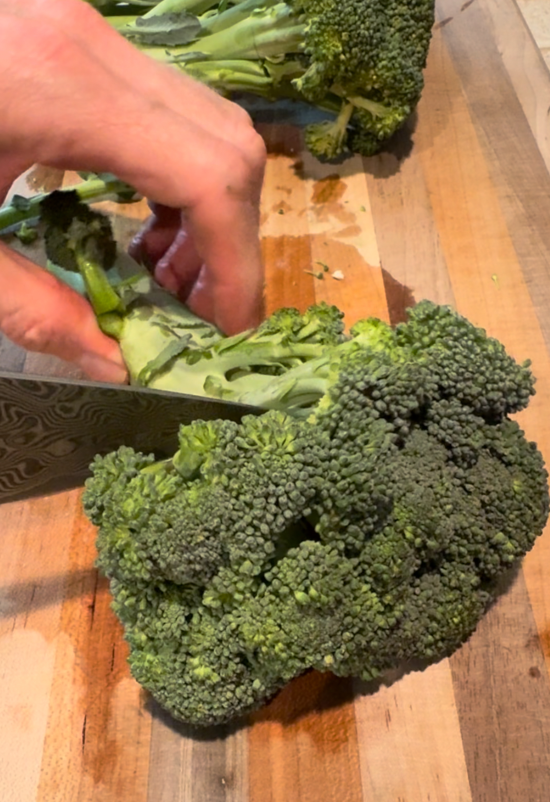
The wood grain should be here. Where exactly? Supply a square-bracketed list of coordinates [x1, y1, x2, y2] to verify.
[3, 1, 550, 799]
[248, 672, 363, 802]
[355, 663, 473, 802]
[450, 570, 550, 802]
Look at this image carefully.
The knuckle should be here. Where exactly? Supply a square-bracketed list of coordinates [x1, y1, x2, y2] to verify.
[243, 127, 268, 172]
[2, 312, 50, 353]
[229, 102, 255, 129]
[230, 125, 267, 178]
[222, 105, 267, 173]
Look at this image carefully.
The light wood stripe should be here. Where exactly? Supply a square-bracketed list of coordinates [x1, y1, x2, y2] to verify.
[0, 493, 80, 802]
[35, 502, 151, 802]
[355, 662, 473, 802]
[299, 150, 388, 324]
[364, 142, 456, 313]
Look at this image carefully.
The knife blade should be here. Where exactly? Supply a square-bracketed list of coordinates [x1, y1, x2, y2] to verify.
[0, 370, 260, 503]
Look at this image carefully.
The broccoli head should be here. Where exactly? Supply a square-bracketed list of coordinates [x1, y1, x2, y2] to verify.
[93, 0, 436, 159]
[84, 300, 549, 727]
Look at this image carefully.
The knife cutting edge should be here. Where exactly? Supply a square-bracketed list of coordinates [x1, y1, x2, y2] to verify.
[0, 370, 261, 503]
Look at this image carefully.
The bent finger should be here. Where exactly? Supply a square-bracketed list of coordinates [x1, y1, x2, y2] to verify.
[128, 204, 181, 270]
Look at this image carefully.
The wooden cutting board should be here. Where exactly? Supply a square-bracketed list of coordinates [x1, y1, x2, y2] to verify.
[3, 0, 550, 799]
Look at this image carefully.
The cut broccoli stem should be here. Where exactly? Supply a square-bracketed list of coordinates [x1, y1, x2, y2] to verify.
[200, 0, 280, 34]
[331, 84, 392, 118]
[0, 176, 138, 234]
[108, 0, 265, 35]
[205, 352, 333, 409]
[105, 15, 141, 29]
[75, 252, 125, 318]
[137, 339, 329, 396]
[142, 0, 217, 15]
[184, 59, 275, 93]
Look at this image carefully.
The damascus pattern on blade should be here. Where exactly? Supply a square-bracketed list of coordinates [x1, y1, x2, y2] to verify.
[0, 374, 253, 502]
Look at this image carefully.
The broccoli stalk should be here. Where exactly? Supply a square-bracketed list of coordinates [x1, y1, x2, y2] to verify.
[92, 0, 436, 159]
[0, 173, 138, 233]
[26, 190, 347, 397]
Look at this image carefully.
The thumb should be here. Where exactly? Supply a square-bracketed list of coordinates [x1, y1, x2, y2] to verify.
[0, 242, 128, 383]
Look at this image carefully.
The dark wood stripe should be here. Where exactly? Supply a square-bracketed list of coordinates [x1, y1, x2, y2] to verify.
[148, 705, 245, 802]
[449, 569, 550, 802]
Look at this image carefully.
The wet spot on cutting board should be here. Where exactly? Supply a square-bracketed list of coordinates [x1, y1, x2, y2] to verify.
[311, 174, 347, 205]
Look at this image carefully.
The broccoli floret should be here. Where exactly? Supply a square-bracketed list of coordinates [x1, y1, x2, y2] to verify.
[32, 184, 548, 727]
[96, 0, 436, 159]
[304, 102, 354, 160]
[39, 190, 123, 319]
[83, 293, 549, 727]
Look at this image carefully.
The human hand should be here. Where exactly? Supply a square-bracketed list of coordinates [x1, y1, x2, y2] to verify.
[0, 0, 266, 382]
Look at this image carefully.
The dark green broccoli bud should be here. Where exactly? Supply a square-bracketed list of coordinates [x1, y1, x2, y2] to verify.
[386, 562, 490, 662]
[236, 541, 386, 682]
[129, 599, 286, 726]
[395, 300, 535, 417]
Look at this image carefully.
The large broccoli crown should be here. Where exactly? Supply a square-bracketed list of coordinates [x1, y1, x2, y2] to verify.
[96, 0, 435, 159]
[84, 300, 549, 727]
[294, 0, 436, 152]
[298, 0, 434, 100]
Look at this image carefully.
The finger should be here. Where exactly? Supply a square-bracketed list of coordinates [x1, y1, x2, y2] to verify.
[183, 165, 266, 333]
[155, 223, 203, 300]
[0, 4, 267, 334]
[0, 241, 128, 383]
[128, 205, 181, 269]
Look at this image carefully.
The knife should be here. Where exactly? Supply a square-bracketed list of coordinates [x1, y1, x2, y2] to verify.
[0, 370, 260, 503]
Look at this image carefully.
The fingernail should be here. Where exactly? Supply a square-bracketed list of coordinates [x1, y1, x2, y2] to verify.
[77, 353, 129, 384]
